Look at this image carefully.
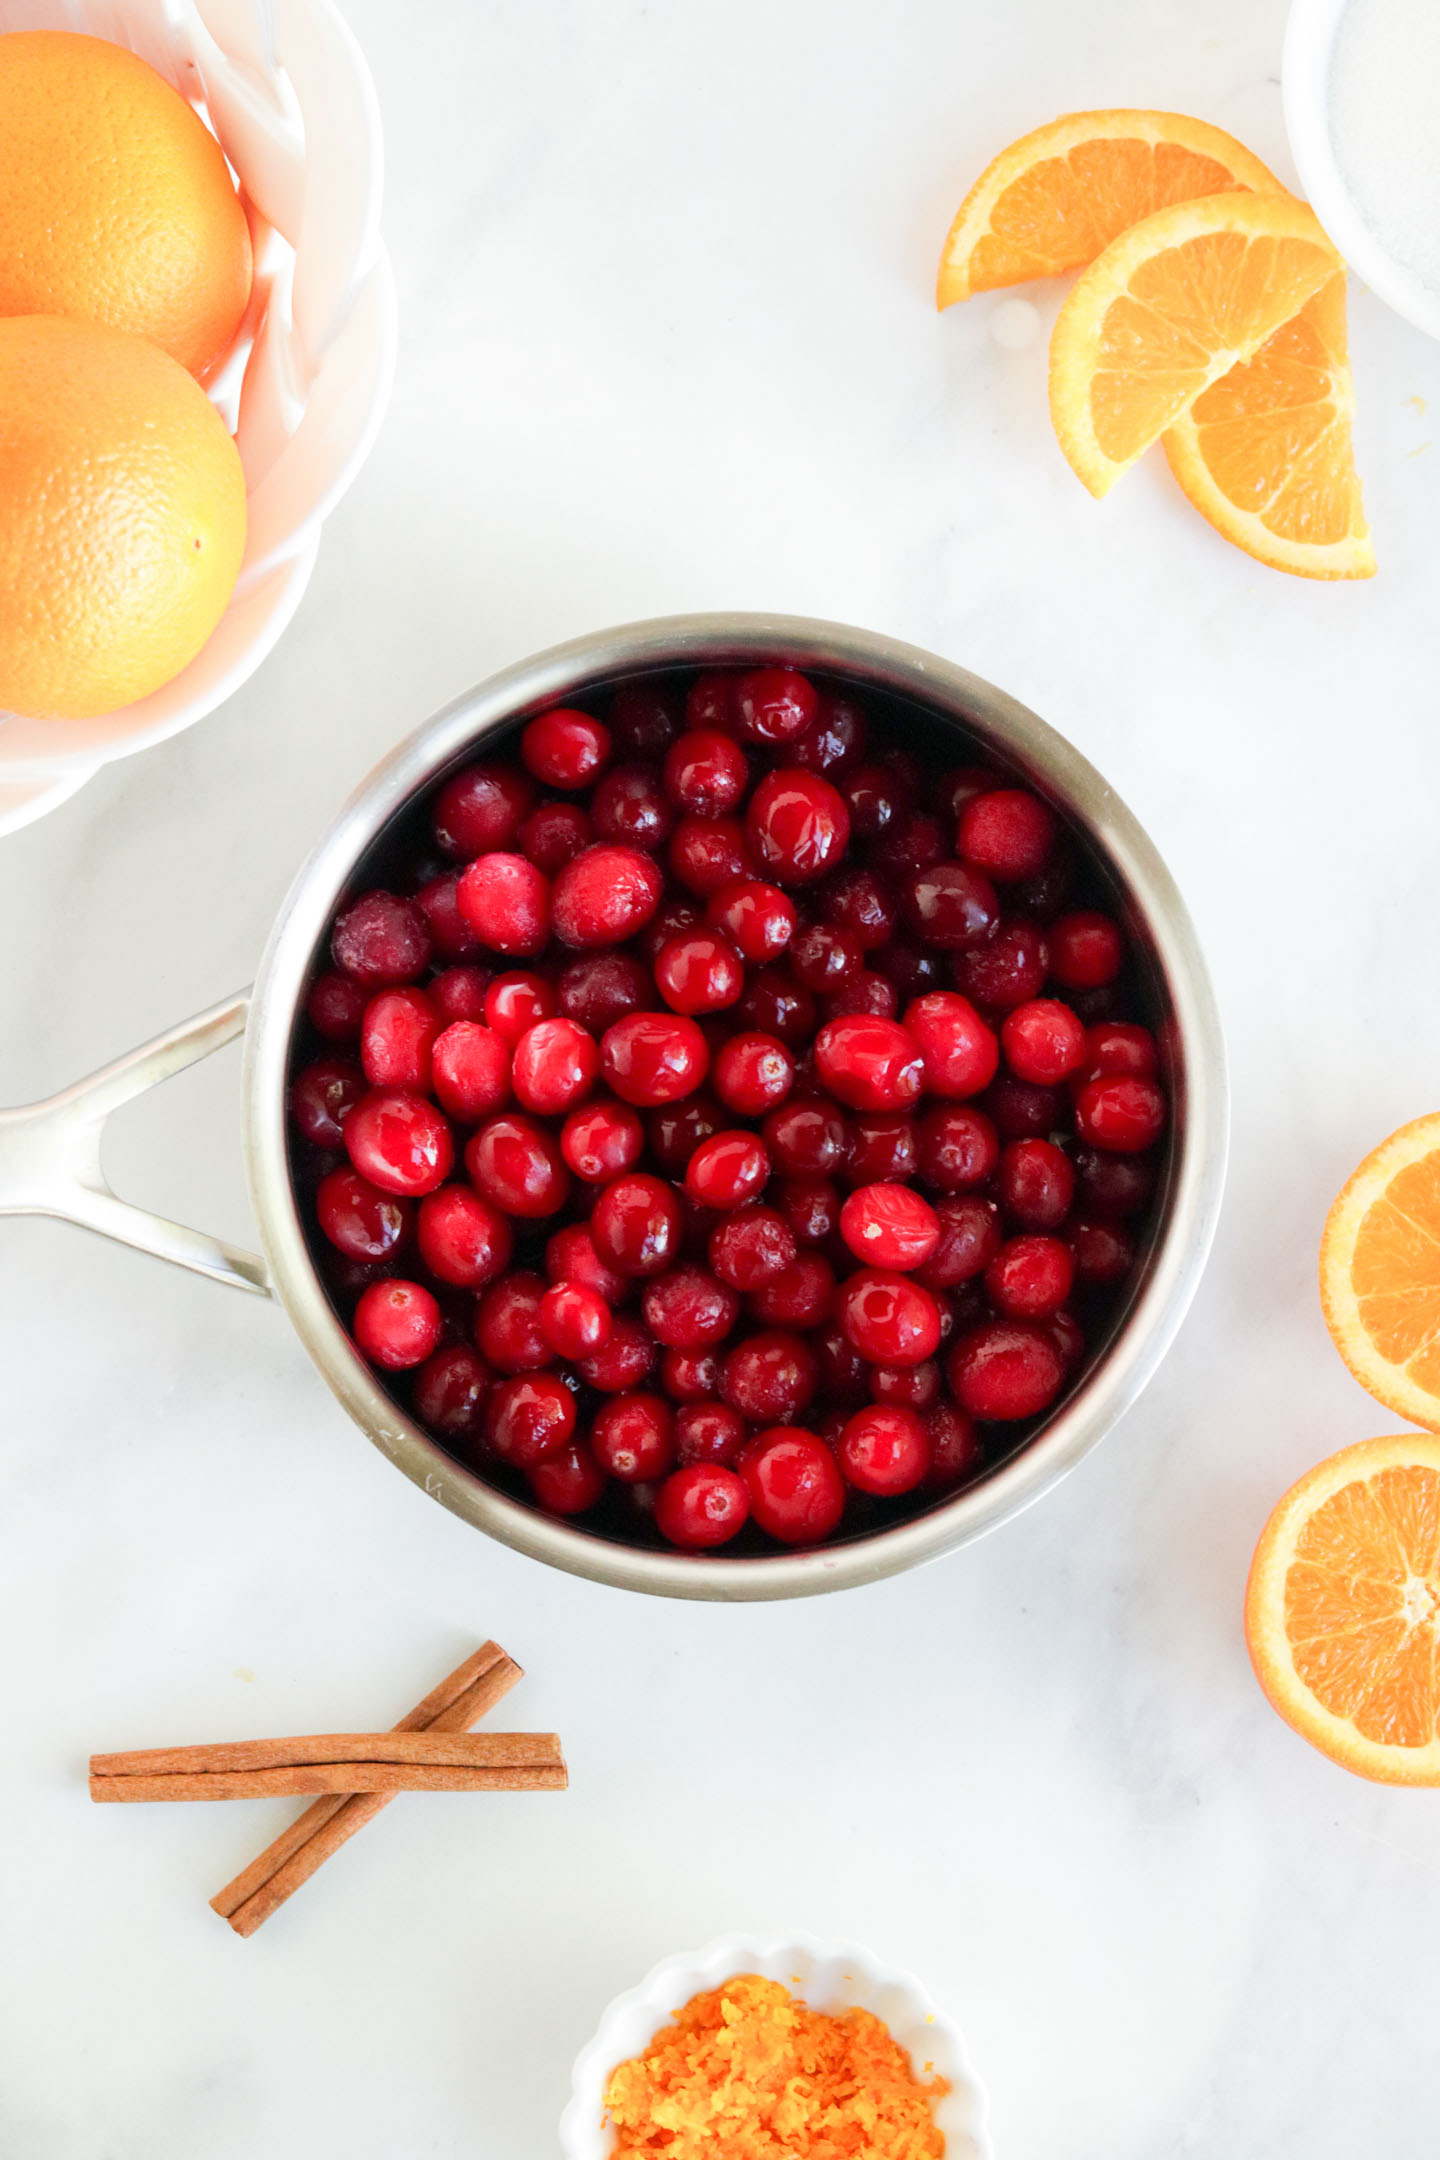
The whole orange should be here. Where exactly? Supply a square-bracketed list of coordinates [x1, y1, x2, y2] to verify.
[0, 30, 252, 380]
[0, 316, 247, 721]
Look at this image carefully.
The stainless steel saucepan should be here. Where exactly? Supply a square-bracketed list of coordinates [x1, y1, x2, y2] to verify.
[0, 615, 1228, 1599]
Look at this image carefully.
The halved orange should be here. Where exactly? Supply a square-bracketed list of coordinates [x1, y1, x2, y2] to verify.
[937, 109, 1280, 307]
[1320, 1114, 1440, 1428]
[1163, 276, 1374, 579]
[1246, 1435, 1440, 1783]
[1048, 191, 1342, 497]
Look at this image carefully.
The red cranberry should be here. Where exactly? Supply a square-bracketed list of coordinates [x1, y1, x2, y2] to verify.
[354, 1279, 441, 1370]
[838, 1405, 929, 1496]
[685, 671, 739, 733]
[790, 923, 862, 993]
[551, 845, 662, 948]
[1067, 1216, 1136, 1285]
[516, 799, 593, 873]
[511, 1017, 598, 1116]
[958, 788, 1056, 881]
[843, 1113, 918, 1186]
[417, 1185, 512, 1288]
[545, 1223, 629, 1308]
[647, 1093, 726, 1177]
[1001, 999, 1087, 1085]
[668, 815, 754, 897]
[736, 968, 817, 1048]
[528, 1442, 608, 1515]
[814, 1015, 923, 1111]
[429, 965, 493, 1025]
[824, 972, 898, 1022]
[1079, 1021, 1158, 1083]
[432, 1022, 512, 1122]
[610, 681, 680, 758]
[656, 931, 745, 1015]
[661, 1347, 722, 1401]
[1074, 1075, 1166, 1153]
[757, 1099, 842, 1178]
[789, 687, 867, 773]
[914, 1196, 1002, 1289]
[985, 1234, 1075, 1320]
[576, 1316, 658, 1392]
[476, 1271, 551, 1372]
[1015, 849, 1076, 921]
[432, 762, 535, 858]
[922, 1402, 982, 1491]
[815, 1322, 871, 1406]
[817, 866, 895, 951]
[332, 891, 432, 986]
[415, 872, 482, 959]
[591, 1173, 685, 1278]
[560, 1097, 644, 1181]
[290, 1056, 364, 1147]
[685, 1131, 770, 1209]
[540, 1281, 612, 1360]
[642, 1265, 739, 1349]
[840, 763, 906, 837]
[521, 707, 610, 790]
[557, 951, 652, 1034]
[837, 1270, 941, 1365]
[591, 1392, 675, 1482]
[740, 1430, 844, 1543]
[345, 1089, 454, 1196]
[316, 1167, 412, 1262]
[776, 1176, 840, 1246]
[714, 1031, 794, 1116]
[915, 1105, 999, 1193]
[464, 1113, 569, 1216]
[873, 940, 941, 1000]
[900, 862, 1000, 951]
[655, 1462, 749, 1548]
[983, 1073, 1067, 1139]
[903, 991, 998, 1099]
[870, 811, 947, 881]
[720, 1331, 818, 1423]
[306, 970, 367, 1041]
[709, 1206, 796, 1291]
[949, 1321, 1064, 1420]
[663, 728, 749, 815]
[412, 1343, 492, 1445]
[601, 1012, 709, 1106]
[1049, 910, 1125, 990]
[746, 1252, 836, 1329]
[953, 922, 1048, 1012]
[746, 769, 850, 885]
[869, 1358, 941, 1410]
[840, 1185, 940, 1271]
[486, 1371, 576, 1467]
[1073, 1145, 1156, 1218]
[733, 668, 818, 744]
[637, 898, 703, 965]
[456, 854, 550, 957]
[999, 1138, 1075, 1230]
[705, 878, 797, 963]
[589, 763, 673, 851]
[675, 1402, 747, 1467]
[484, 971, 555, 1045]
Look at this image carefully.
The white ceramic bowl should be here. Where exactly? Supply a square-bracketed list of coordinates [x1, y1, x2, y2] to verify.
[0, 0, 397, 836]
[559, 1933, 993, 2159]
[1285, 0, 1440, 343]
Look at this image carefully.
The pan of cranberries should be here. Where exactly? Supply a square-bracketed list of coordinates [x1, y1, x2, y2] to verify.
[24, 617, 1224, 1597]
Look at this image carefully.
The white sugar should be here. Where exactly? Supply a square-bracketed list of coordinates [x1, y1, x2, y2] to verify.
[1331, 0, 1440, 292]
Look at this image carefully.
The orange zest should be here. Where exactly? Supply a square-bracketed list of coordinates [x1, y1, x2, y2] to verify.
[1319, 1113, 1440, 1428]
[937, 108, 1279, 306]
[1246, 1436, 1440, 1783]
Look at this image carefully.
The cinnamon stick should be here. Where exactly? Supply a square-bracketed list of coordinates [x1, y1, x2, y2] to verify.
[91, 1758, 565, 1801]
[212, 1640, 522, 1936]
[92, 1730, 561, 1778]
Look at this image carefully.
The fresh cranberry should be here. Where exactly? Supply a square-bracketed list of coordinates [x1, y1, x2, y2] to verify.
[900, 862, 999, 951]
[413, 1343, 492, 1445]
[985, 1234, 1075, 1320]
[516, 800, 593, 873]
[521, 707, 611, 790]
[755, 1100, 842, 1179]
[290, 1056, 364, 1147]
[556, 951, 652, 1035]
[869, 1358, 941, 1410]
[733, 668, 818, 745]
[709, 1206, 796, 1291]
[429, 965, 493, 1025]
[914, 1106, 998, 1192]
[1067, 1216, 1137, 1285]
[415, 872, 482, 960]
[685, 671, 739, 733]
[873, 940, 942, 1001]
[813, 1319, 869, 1405]
[417, 1185, 513, 1288]
[589, 764, 673, 851]
[837, 1270, 942, 1365]
[510, 1017, 598, 1116]
[1015, 848, 1076, 921]
[1001, 999, 1087, 1085]
[870, 811, 947, 882]
[789, 686, 867, 772]
[601, 1011, 709, 1106]
[661, 1347, 722, 1402]
[655, 931, 744, 1015]
[484, 971, 554, 1045]
[1079, 1021, 1158, 1083]
[1049, 910, 1125, 989]
[432, 762, 535, 857]
[464, 1113, 569, 1216]
[486, 1371, 576, 1466]
[316, 1167, 412, 1262]
[668, 815, 753, 897]
[1074, 1075, 1167, 1153]
[354, 1279, 441, 1370]
[958, 788, 1057, 881]
[545, 1223, 629, 1308]
[528, 1442, 608, 1515]
[359, 987, 440, 1092]
[790, 924, 861, 993]
[817, 866, 895, 951]
[663, 729, 748, 815]
[592, 1392, 676, 1481]
[1073, 1146, 1156, 1218]
[915, 1196, 1003, 1288]
[949, 1322, 1064, 1421]
[540, 1281, 612, 1359]
[746, 769, 850, 885]
[740, 1430, 844, 1543]
[591, 1173, 685, 1278]
[635, 898, 702, 966]
[560, 1097, 644, 1181]
[551, 844, 662, 948]
[903, 992, 998, 1099]
[814, 1015, 923, 1112]
[840, 1185, 940, 1271]
[456, 853, 550, 957]
[684, 1131, 769, 1209]
[475, 1271, 551, 1372]
[576, 1316, 658, 1392]
[843, 1113, 918, 1186]
[980, 1073, 1064, 1140]
[736, 968, 817, 1048]
[824, 973, 898, 1022]
[655, 1462, 749, 1548]
[642, 1265, 739, 1349]
[776, 1176, 840, 1246]
[713, 1032, 794, 1117]
[838, 1405, 929, 1496]
[720, 1330, 818, 1423]
[997, 1138, 1074, 1230]
[705, 878, 797, 963]
[953, 922, 1048, 1012]
[840, 763, 906, 838]
[332, 891, 432, 986]
[610, 681, 680, 758]
[346, 1090, 454, 1196]
[1045, 1310, 1086, 1371]
[922, 1402, 982, 1491]
[674, 1403, 747, 1467]
[306, 970, 368, 1041]
[647, 1093, 726, 1177]
[432, 1022, 512, 1121]
[746, 1252, 836, 1329]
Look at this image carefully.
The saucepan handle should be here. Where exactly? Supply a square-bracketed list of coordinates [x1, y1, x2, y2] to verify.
[0, 991, 271, 1296]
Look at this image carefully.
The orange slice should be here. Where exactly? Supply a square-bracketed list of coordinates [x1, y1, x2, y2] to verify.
[1246, 1435, 1440, 1783]
[1048, 191, 1342, 496]
[1320, 1114, 1440, 1428]
[1163, 276, 1374, 578]
[937, 109, 1281, 307]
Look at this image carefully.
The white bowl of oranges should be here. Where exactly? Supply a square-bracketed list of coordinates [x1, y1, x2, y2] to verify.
[0, 0, 395, 836]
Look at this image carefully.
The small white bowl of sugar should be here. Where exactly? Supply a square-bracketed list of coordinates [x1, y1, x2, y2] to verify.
[1286, 0, 1440, 341]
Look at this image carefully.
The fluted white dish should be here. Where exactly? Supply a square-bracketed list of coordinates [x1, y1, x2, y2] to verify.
[559, 1932, 993, 2159]
[0, 0, 397, 835]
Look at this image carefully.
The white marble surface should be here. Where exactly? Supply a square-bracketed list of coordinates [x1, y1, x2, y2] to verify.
[3, 1, 1440, 2153]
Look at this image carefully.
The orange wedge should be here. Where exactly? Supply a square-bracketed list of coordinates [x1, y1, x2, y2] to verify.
[1320, 1114, 1440, 1428]
[1246, 1435, 1440, 1783]
[937, 109, 1280, 307]
[1048, 191, 1342, 496]
[1162, 275, 1374, 579]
